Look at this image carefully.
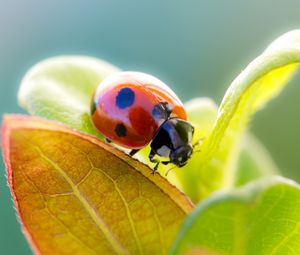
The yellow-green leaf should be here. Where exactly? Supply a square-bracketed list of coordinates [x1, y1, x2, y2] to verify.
[195, 30, 300, 200]
[171, 99, 279, 202]
[18, 56, 120, 137]
[235, 134, 279, 187]
[2, 115, 193, 255]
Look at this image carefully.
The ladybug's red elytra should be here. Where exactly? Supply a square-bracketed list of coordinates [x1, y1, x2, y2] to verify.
[91, 71, 195, 172]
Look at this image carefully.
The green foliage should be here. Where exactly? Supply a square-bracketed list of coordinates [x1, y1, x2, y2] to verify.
[179, 99, 279, 202]
[2, 30, 300, 254]
[170, 177, 300, 255]
[18, 56, 120, 138]
[235, 134, 279, 187]
[19, 31, 300, 203]
[184, 30, 300, 201]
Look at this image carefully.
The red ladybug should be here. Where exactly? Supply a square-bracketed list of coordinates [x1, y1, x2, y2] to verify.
[91, 72, 194, 172]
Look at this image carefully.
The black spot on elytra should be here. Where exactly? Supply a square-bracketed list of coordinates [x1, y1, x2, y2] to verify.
[115, 123, 127, 137]
[116, 87, 135, 109]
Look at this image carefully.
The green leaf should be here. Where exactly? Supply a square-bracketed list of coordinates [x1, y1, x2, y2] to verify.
[18, 56, 120, 137]
[194, 30, 300, 200]
[235, 134, 280, 187]
[173, 98, 279, 202]
[170, 176, 300, 255]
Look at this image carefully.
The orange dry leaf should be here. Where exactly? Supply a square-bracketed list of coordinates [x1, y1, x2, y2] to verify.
[2, 115, 194, 255]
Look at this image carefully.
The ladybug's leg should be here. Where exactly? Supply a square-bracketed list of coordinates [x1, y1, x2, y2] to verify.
[149, 149, 160, 174]
[149, 149, 156, 161]
[153, 162, 160, 174]
[105, 137, 112, 143]
[193, 137, 205, 148]
[129, 149, 140, 156]
[150, 160, 160, 174]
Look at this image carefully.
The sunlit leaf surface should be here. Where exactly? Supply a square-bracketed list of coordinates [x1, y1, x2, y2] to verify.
[2, 115, 193, 255]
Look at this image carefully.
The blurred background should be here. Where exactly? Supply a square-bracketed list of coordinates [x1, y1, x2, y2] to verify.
[1, 0, 300, 254]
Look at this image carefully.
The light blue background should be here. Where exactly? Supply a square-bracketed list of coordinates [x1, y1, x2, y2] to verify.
[1, 1, 300, 254]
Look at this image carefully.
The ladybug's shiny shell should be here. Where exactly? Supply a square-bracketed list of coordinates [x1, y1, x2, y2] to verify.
[91, 72, 187, 149]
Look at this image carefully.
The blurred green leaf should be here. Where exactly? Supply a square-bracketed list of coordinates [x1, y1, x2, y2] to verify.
[176, 99, 279, 202]
[185, 98, 218, 137]
[235, 134, 279, 187]
[18, 56, 120, 137]
[194, 30, 300, 200]
[170, 176, 300, 255]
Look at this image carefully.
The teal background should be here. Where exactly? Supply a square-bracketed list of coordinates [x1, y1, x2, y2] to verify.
[1, 1, 300, 254]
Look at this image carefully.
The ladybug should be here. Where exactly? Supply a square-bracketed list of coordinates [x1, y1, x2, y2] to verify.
[91, 71, 195, 172]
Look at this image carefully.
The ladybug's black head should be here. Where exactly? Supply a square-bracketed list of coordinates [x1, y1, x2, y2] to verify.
[150, 118, 195, 169]
[170, 144, 193, 167]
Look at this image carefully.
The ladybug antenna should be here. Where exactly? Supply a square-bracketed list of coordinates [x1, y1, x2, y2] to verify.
[193, 137, 205, 148]
[165, 165, 177, 176]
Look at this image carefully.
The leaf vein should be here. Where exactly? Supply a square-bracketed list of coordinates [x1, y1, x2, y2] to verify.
[32, 144, 127, 255]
